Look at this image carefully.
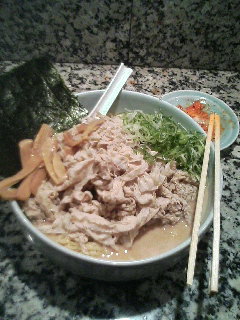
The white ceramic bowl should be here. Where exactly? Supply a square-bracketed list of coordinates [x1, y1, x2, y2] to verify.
[10, 90, 216, 281]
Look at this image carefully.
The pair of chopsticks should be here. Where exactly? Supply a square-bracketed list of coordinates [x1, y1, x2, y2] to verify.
[187, 113, 221, 293]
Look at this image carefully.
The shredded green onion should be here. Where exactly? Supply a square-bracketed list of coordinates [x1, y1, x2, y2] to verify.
[120, 111, 205, 180]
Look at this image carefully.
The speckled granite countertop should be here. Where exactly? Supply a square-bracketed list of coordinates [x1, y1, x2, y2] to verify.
[0, 62, 239, 320]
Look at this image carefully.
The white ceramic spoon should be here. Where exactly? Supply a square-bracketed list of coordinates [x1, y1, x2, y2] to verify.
[88, 63, 133, 117]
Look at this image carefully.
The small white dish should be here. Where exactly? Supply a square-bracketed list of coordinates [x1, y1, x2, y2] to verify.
[161, 90, 239, 150]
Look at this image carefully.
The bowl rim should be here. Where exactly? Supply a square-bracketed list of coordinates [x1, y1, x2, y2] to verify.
[10, 89, 216, 267]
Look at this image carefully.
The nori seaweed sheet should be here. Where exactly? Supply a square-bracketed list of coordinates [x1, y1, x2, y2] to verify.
[0, 57, 88, 177]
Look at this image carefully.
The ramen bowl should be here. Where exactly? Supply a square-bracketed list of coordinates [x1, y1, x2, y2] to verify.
[10, 90, 217, 281]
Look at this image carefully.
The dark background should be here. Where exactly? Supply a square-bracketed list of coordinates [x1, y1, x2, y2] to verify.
[0, 0, 240, 70]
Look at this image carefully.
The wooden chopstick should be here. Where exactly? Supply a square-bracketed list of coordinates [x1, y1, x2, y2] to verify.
[187, 113, 215, 286]
[210, 114, 221, 292]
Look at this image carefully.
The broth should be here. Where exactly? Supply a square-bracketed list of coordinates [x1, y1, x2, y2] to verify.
[100, 180, 213, 262]
[101, 219, 192, 261]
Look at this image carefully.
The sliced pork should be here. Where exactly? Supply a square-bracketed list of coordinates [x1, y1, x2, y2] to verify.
[23, 114, 198, 254]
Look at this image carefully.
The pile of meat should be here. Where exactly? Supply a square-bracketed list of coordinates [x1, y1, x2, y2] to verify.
[23, 115, 198, 250]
